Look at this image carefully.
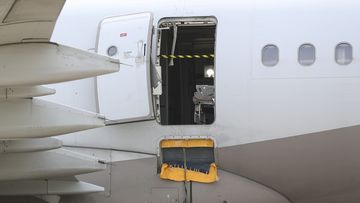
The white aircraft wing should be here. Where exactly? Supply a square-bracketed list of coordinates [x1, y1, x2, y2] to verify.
[0, 0, 116, 197]
[0, 0, 119, 139]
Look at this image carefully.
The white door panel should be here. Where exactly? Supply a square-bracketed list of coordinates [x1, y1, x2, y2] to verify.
[96, 12, 154, 123]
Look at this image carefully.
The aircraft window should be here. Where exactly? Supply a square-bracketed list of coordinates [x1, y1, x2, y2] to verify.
[298, 44, 315, 66]
[335, 43, 352, 65]
[262, 44, 279, 67]
[157, 18, 216, 125]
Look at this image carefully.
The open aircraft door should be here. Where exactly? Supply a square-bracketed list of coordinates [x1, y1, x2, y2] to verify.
[96, 12, 154, 124]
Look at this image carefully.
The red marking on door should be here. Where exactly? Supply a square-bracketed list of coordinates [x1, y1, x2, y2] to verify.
[120, 33, 128, 37]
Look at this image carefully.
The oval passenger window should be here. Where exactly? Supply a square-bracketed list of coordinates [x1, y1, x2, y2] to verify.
[298, 44, 316, 66]
[262, 44, 279, 67]
[335, 43, 352, 65]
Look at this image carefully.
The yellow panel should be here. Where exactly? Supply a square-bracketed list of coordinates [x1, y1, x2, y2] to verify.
[186, 163, 218, 183]
[160, 139, 187, 148]
[160, 164, 186, 182]
[160, 139, 214, 148]
[160, 163, 218, 183]
[187, 139, 214, 148]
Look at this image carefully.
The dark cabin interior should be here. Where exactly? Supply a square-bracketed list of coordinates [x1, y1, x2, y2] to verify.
[159, 23, 216, 125]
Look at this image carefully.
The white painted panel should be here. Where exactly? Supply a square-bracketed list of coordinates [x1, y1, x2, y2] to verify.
[96, 12, 154, 123]
[48, 180, 104, 195]
[252, 0, 360, 79]
[43, 78, 98, 112]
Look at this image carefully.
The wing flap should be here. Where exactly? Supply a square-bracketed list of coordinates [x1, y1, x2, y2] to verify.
[0, 0, 15, 22]
[0, 86, 56, 99]
[0, 98, 105, 139]
[0, 138, 62, 153]
[0, 180, 104, 195]
[0, 149, 106, 181]
[0, 0, 65, 45]
[3, 0, 65, 24]
[0, 43, 119, 86]
[0, 21, 54, 44]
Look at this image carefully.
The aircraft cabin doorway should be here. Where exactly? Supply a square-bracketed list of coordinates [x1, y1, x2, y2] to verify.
[154, 17, 217, 125]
